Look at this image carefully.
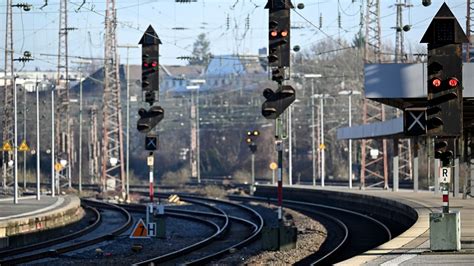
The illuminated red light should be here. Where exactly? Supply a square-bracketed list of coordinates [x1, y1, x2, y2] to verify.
[143, 62, 149, 67]
[432, 78, 441, 88]
[270, 30, 278, 37]
[151, 61, 158, 67]
[448, 78, 458, 87]
[281, 30, 288, 37]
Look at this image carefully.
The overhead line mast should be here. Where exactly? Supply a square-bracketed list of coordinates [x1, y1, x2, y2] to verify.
[361, 0, 389, 189]
[102, 0, 125, 195]
[2, 0, 14, 191]
[55, 0, 72, 192]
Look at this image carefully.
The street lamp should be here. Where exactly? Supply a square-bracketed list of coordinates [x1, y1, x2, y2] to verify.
[338, 90, 361, 189]
[304, 74, 322, 187]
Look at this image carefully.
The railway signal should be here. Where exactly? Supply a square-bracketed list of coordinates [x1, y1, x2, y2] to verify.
[421, 3, 467, 137]
[245, 130, 260, 153]
[137, 106, 164, 133]
[265, 0, 293, 68]
[139, 25, 162, 105]
[262, 85, 295, 119]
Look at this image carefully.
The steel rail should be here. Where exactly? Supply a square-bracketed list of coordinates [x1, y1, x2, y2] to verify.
[230, 194, 391, 265]
[0, 204, 101, 258]
[0, 199, 132, 265]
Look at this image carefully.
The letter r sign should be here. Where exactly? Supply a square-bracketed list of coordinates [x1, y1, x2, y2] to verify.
[439, 167, 451, 184]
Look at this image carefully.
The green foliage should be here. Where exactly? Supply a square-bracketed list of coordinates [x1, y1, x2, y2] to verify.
[352, 32, 365, 49]
[189, 33, 211, 66]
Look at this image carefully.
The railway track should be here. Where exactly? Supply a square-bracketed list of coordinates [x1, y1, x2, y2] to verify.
[124, 194, 263, 265]
[229, 195, 392, 265]
[0, 199, 132, 265]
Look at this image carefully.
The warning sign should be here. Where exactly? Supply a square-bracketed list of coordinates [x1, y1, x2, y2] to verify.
[269, 162, 277, 170]
[130, 219, 149, 239]
[55, 163, 63, 172]
[18, 140, 30, 152]
[439, 167, 451, 184]
[2, 142, 12, 152]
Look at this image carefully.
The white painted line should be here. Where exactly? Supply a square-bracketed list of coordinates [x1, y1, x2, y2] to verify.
[0, 195, 36, 202]
[0, 197, 64, 221]
[380, 254, 417, 266]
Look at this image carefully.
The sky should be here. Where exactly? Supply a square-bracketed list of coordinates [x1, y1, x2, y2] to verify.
[0, 0, 470, 71]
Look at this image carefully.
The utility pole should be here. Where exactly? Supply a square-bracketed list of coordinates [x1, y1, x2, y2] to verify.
[3, 0, 14, 192]
[361, 0, 389, 189]
[118, 44, 138, 201]
[102, 0, 125, 195]
[89, 106, 99, 185]
[35, 77, 40, 200]
[393, 0, 414, 189]
[22, 83, 27, 190]
[71, 59, 91, 194]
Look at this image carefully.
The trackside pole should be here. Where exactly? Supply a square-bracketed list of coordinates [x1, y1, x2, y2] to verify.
[147, 152, 154, 202]
[442, 183, 449, 213]
[276, 137, 283, 221]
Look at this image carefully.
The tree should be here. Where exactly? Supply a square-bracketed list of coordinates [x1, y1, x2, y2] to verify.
[190, 33, 211, 66]
[352, 32, 365, 49]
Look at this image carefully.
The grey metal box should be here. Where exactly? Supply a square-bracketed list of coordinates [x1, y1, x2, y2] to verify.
[430, 211, 461, 251]
[261, 226, 279, 251]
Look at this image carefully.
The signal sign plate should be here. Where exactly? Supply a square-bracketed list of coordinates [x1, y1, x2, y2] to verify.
[130, 219, 149, 239]
[439, 167, 451, 184]
[404, 108, 427, 136]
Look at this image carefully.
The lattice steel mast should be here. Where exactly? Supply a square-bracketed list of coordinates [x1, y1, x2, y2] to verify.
[2, 0, 14, 190]
[467, 1, 474, 62]
[102, 0, 125, 194]
[361, 0, 389, 189]
[55, 0, 71, 191]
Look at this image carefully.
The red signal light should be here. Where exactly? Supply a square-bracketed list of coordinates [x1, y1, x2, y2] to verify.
[448, 78, 458, 88]
[143, 62, 149, 68]
[432, 78, 442, 88]
[270, 30, 278, 37]
[151, 61, 158, 68]
[281, 30, 288, 37]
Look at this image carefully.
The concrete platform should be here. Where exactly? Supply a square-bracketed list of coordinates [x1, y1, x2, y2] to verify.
[313, 188, 474, 265]
[0, 195, 83, 246]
